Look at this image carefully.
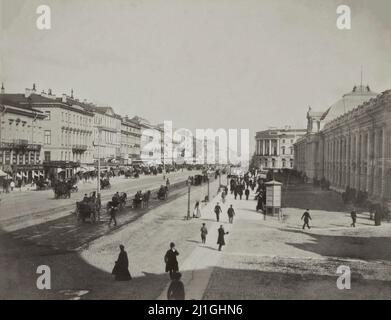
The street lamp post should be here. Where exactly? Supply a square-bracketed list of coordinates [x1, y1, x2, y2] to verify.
[96, 128, 102, 195]
[207, 175, 210, 202]
[187, 178, 191, 220]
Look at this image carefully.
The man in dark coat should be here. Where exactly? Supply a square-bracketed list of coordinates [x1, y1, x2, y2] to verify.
[112, 245, 132, 281]
[165, 242, 179, 279]
[167, 272, 185, 300]
[217, 225, 229, 251]
[238, 186, 243, 200]
[245, 188, 250, 200]
[214, 203, 222, 222]
[350, 209, 357, 227]
[301, 209, 312, 230]
[227, 205, 235, 224]
[108, 202, 118, 227]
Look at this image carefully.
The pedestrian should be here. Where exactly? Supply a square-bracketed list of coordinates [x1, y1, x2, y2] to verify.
[200, 223, 208, 244]
[256, 195, 263, 212]
[96, 193, 102, 221]
[167, 272, 185, 300]
[111, 245, 132, 281]
[238, 186, 243, 200]
[217, 225, 229, 251]
[350, 209, 357, 227]
[245, 188, 250, 200]
[108, 203, 118, 227]
[301, 209, 312, 230]
[221, 190, 226, 204]
[234, 188, 238, 200]
[214, 202, 222, 222]
[164, 242, 179, 280]
[227, 205, 235, 224]
[193, 201, 201, 218]
[10, 180, 15, 191]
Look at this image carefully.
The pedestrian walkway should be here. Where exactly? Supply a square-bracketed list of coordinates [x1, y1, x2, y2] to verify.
[157, 189, 236, 300]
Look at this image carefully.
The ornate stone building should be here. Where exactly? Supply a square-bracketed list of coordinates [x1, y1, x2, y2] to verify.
[255, 127, 306, 170]
[294, 85, 391, 205]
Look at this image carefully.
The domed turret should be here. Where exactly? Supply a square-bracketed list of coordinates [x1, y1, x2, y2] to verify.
[322, 85, 378, 124]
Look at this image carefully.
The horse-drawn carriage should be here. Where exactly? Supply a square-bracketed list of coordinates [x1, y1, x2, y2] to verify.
[124, 170, 133, 178]
[53, 181, 72, 199]
[157, 186, 168, 200]
[36, 179, 50, 191]
[76, 199, 98, 223]
[132, 190, 151, 209]
[193, 175, 203, 186]
[100, 178, 111, 189]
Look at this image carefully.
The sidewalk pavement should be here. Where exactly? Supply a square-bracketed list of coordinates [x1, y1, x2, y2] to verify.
[157, 188, 235, 300]
[158, 186, 391, 300]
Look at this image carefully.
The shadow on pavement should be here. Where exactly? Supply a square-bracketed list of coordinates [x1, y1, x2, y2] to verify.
[203, 266, 391, 300]
[283, 229, 391, 262]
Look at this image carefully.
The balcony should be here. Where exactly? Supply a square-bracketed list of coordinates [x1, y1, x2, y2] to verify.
[72, 144, 88, 153]
[13, 139, 28, 146]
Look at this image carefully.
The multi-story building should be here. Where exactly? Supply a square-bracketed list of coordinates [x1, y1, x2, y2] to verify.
[89, 106, 121, 164]
[255, 127, 306, 170]
[294, 85, 391, 206]
[132, 116, 163, 165]
[0, 85, 95, 180]
[33, 91, 94, 179]
[0, 86, 46, 183]
[120, 116, 141, 165]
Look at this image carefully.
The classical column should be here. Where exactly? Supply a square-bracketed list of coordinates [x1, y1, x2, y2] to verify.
[361, 132, 367, 190]
[380, 127, 386, 198]
[346, 134, 351, 187]
[373, 129, 379, 195]
[269, 139, 272, 156]
[366, 129, 374, 194]
[356, 132, 361, 190]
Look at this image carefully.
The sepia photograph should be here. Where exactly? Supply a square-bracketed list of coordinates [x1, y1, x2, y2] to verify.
[0, 0, 391, 305]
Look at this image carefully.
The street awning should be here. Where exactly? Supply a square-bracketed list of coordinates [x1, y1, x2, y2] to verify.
[0, 169, 7, 177]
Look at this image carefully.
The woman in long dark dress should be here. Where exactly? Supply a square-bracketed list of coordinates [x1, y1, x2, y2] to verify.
[112, 245, 132, 281]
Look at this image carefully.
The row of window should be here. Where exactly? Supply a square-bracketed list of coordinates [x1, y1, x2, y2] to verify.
[94, 115, 121, 130]
[0, 150, 40, 165]
[61, 111, 92, 127]
[262, 159, 294, 168]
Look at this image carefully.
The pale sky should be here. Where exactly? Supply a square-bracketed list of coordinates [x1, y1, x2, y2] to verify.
[1, 0, 391, 151]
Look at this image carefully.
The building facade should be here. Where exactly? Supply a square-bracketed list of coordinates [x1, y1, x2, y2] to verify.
[90, 106, 122, 164]
[0, 90, 46, 182]
[294, 85, 391, 205]
[255, 127, 306, 170]
[0, 87, 95, 180]
[132, 116, 164, 165]
[120, 116, 141, 165]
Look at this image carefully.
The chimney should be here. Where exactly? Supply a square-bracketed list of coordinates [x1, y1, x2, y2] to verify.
[48, 89, 52, 95]
[32, 83, 36, 92]
[62, 94, 67, 103]
[1, 83, 4, 94]
[71, 89, 74, 99]
[25, 88, 32, 98]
